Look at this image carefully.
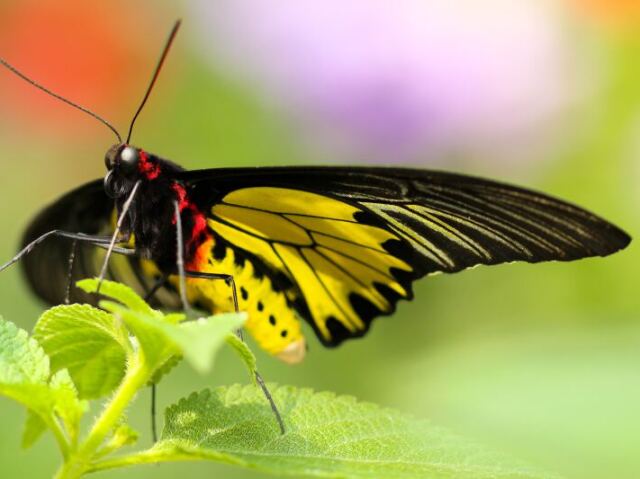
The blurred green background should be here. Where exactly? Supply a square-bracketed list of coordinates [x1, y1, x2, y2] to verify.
[0, 1, 638, 478]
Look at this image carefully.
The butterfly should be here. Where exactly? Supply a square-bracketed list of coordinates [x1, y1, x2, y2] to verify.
[2, 21, 632, 366]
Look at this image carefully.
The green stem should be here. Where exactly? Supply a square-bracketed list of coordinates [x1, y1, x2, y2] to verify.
[88, 450, 191, 472]
[86, 446, 238, 474]
[48, 416, 71, 460]
[55, 360, 150, 479]
[80, 361, 147, 455]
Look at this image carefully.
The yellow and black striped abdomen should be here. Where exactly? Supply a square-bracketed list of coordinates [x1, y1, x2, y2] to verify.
[184, 237, 306, 363]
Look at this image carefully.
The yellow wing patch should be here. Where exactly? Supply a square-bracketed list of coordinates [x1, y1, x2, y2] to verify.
[223, 187, 360, 219]
[209, 187, 413, 345]
[213, 204, 313, 245]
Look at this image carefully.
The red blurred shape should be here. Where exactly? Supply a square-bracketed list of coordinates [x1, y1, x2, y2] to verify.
[0, 0, 154, 141]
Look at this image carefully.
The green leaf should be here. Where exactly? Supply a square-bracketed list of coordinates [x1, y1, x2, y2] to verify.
[164, 312, 187, 324]
[0, 317, 86, 449]
[154, 385, 558, 479]
[76, 278, 159, 318]
[102, 423, 139, 455]
[0, 317, 52, 412]
[33, 304, 128, 399]
[148, 354, 183, 386]
[0, 316, 49, 384]
[111, 423, 139, 448]
[102, 301, 245, 375]
[49, 369, 87, 443]
[225, 333, 257, 383]
[79, 278, 245, 375]
[100, 301, 179, 372]
[22, 409, 47, 449]
[175, 314, 247, 374]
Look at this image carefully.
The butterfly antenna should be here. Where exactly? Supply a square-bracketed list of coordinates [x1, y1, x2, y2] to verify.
[126, 19, 181, 144]
[0, 57, 122, 143]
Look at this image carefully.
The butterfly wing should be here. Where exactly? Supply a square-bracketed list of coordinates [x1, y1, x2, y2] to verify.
[20, 167, 631, 349]
[21, 180, 181, 308]
[181, 166, 630, 346]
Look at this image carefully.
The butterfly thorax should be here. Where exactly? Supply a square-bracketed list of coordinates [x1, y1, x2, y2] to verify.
[108, 148, 196, 271]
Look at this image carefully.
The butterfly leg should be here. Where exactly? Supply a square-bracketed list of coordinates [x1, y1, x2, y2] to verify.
[172, 201, 285, 434]
[179, 270, 239, 317]
[0, 230, 134, 274]
[143, 202, 198, 445]
[64, 239, 78, 305]
[173, 200, 192, 312]
[144, 275, 169, 303]
[183, 269, 286, 435]
[143, 275, 169, 444]
[97, 180, 141, 290]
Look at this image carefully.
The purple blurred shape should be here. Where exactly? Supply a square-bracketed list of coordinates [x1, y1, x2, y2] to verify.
[192, 0, 575, 164]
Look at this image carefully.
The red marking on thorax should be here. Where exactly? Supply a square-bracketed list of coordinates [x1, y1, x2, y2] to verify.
[171, 182, 212, 269]
[138, 149, 161, 180]
[172, 183, 189, 211]
[191, 212, 209, 243]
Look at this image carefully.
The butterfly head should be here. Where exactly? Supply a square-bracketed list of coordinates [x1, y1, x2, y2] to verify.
[104, 143, 160, 198]
[105, 144, 139, 174]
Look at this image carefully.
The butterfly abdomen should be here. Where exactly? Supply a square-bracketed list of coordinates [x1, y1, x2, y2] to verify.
[184, 235, 306, 364]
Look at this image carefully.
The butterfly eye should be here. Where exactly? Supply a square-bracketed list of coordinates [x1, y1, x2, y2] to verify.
[118, 146, 139, 175]
[104, 144, 119, 170]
